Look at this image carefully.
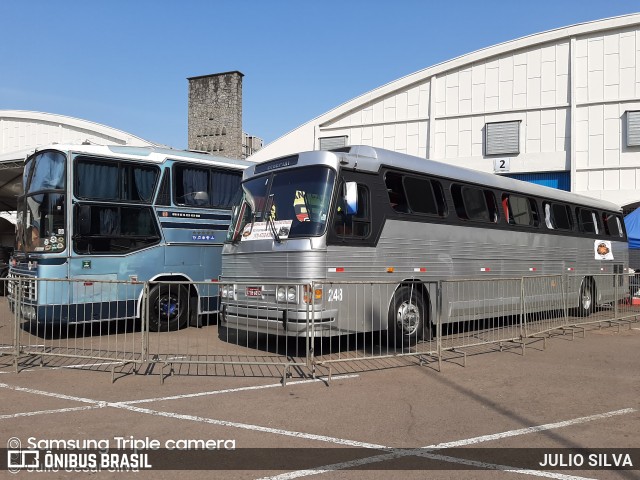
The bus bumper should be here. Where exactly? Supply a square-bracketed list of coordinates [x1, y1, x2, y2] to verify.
[220, 303, 338, 337]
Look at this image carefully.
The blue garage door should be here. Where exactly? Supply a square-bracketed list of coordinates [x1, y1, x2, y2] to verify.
[504, 171, 570, 191]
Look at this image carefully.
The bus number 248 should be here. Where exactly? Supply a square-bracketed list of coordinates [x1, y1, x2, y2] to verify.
[327, 288, 343, 302]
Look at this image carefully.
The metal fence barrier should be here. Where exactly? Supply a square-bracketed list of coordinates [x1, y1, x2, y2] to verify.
[440, 277, 526, 356]
[0, 277, 15, 359]
[1, 274, 638, 383]
[4, 277, 145, 381]
[148, 281, 309, 383]
[307, 281, 439, 377]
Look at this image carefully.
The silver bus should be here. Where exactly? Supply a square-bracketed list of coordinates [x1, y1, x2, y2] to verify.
[219, 146, 628, 345]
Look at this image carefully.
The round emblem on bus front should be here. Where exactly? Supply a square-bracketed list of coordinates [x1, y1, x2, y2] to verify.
[597, 243, 609, 255]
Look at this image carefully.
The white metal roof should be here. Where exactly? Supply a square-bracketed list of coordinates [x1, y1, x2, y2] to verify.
[250, 12, 640, 163]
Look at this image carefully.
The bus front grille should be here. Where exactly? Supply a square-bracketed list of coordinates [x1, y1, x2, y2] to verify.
[7, 272, 37, 301]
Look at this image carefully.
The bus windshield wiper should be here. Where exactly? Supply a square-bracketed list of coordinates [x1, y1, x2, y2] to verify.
[231, 202, 252, 244]
[302, 192, 313, 221]
[265, 194, 281, 244]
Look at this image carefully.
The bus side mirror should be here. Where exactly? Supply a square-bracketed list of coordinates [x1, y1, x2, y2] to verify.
[77, 205, 91, 235]
[343, 182, 358, 215]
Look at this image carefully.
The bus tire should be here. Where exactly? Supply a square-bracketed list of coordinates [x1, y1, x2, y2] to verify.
[575, 280, 595, 317]
[148, 284, 189, 332]
[388, 285, 429, 347]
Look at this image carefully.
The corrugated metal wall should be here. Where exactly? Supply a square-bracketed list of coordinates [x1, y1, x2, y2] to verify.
[503, 171, 570, 191]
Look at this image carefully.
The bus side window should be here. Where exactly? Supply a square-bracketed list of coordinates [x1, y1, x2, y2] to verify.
[334, 183, 370, 237]
[404, 177, 446, 216]
[551, 203, 572, 230]
[603, 212, 624, 238]
[503, 194, 539, 227]
[384, 172, 409, 213]
[452, 185, 496, 223]
[577, 208, 601, 234]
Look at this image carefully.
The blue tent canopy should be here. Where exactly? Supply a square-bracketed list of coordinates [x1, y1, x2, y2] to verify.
[624, 208, 640, 249]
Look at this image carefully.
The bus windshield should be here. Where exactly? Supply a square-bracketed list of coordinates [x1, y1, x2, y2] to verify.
[17, 151, 66, 254]
[227, 166, 336, 242]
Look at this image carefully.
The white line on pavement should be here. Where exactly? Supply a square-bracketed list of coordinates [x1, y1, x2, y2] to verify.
[0, 405, 102, 420]
[121, 374, 360, 405]
[0, 382, 634, 480]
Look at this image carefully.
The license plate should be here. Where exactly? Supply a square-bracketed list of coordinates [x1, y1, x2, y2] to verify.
[246, 286, 262, 297]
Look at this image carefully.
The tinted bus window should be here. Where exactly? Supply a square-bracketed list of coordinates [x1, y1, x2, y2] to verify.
[404, 177, 446, 216]
[544, 202, 573, 230]
[385, 172, 410, 213]
[603, 213, 624, 238]
[452, 185, 497, 223]
[577, 208, 600, 234]
[503, 194, 538, 227]
[74, 205, 160, 254]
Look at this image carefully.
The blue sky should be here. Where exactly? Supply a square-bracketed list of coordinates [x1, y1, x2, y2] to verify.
[2, 1, 640, 149]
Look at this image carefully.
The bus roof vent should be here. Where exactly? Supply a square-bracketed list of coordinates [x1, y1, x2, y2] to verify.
[330, 145, 378, 159]
[107, 146, 153, 157]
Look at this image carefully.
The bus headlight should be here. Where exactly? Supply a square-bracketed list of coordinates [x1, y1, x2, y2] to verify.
[221, 285, 235, 300]
[287, 286, 297, 302]
[276, 286, 286, 302]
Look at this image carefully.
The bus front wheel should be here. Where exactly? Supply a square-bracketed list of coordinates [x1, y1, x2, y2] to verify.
[148, 284, 189, 332]
[388, 285, 429, 347]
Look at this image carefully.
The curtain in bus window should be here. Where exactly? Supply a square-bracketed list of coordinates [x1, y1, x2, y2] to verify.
[135, 208, 156, 235]
[99, 208, 119, 235]
[181, 168, 209, 205]
[77, 162, 119, 199]
[23, 161, 34, 191]
[133, 167, 156, 202]
[544, 204, 554, 229]
[29, 152, 65, 192]
[210, 171, 241, 207]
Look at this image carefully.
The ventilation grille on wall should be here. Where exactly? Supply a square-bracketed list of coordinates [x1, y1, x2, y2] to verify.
[627, 111, 640, 147]
[485, 121, 520, 156]
[319, 136, 348, 151]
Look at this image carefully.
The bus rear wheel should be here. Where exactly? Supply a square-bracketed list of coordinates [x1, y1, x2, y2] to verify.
[148, 284, 189, 332]
[388, 285, 430, 347]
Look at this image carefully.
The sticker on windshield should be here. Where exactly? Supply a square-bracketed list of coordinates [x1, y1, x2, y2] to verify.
[242, 220, 292, 241]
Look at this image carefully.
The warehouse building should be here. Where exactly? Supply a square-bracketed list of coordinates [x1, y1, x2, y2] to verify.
[249, 13, 640, 212]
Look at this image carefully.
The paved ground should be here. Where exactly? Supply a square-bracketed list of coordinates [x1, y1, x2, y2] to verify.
[0, 315, 638, 480]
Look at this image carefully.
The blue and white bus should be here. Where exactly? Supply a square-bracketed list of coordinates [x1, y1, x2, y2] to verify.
[9, 144, 251, 331]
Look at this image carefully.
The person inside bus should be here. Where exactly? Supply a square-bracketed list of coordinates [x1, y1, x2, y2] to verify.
[388, 190, 409, 213]
[25, 225, 40, 252]
[333, 204, 351, 236]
